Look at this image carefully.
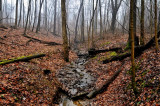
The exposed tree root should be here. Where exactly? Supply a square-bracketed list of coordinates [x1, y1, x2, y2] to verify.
[0, 54, 45, 65]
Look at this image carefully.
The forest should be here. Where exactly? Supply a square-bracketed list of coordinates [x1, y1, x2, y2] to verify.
[0, 0, 159, 105]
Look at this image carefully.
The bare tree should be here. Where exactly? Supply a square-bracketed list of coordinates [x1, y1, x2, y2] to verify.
[74, 0, 84, 43]
[110, 0, 122, 34]
[53, 0, 57, 34]
[32, 0, 37, 31]
[0, 0, 2, 24]
[61, 0, 69, 62]
[99, 0, 103, 38]
[18, 0, 23, 27]
[81, 0, 85, 42]
[154, 0, 159, 51]
[15, 0, 18, 28]
[140, 0, 144, 45]
[130, 0, 137, 96]
[24, 0, 31, 35]
[36, 0, 44, 33]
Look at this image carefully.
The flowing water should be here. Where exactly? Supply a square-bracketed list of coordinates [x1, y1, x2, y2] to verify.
[56, 53, 96, 106]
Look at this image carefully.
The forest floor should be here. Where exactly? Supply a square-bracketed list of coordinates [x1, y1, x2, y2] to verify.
[0, 27, 160, 105]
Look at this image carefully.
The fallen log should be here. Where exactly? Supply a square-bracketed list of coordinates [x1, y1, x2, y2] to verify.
[103, 33, 160, 64]
[88, 47, 123, 56]
[0, 25, 8, 29]
[87, 62, 125, 98]
[23, 34, 61, 46]
[0, 54, 45, 65]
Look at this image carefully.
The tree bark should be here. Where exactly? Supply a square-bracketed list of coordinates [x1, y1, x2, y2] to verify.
[0, 54, 45, 65]
[140, 0, 145, 45]
[0, 0, 2, 24]
[24, 0, 31, 35]
[110, 0, 122, 34]
[15, 0, 18, 28]
[61, 0, 69, 62]
[74, 0, 84, 43]
[36, 0, 44, 33]
[53, 0, 57, 34]
[32, 0, 37, 32]
[154, 0, 159, 51]
[18, 0, 23, 27]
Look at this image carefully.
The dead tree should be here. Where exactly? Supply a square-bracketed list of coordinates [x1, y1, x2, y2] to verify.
[15, 0, 18, 28]
[24, 0, 31, 35]
[36, 0, 44, 33]
[110, 0, 122, 34]
[0, 0, 2, 24]
[53, 0, 57, 34]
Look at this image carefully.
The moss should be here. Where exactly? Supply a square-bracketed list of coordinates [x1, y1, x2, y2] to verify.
[109, 51, 117, 57]
[100, 41, 110, 47]
[124, 42, 131, 50]
[0, 54, 45, 65]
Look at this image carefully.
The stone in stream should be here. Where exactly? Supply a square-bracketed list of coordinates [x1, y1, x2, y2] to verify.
[56, 56, 97, 98]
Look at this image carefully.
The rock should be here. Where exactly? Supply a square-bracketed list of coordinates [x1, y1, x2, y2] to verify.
[70, 89, 77, 95]
[76, 68, 81, 73]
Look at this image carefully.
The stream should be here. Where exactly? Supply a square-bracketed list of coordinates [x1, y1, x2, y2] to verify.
[56, 52, 97, 106]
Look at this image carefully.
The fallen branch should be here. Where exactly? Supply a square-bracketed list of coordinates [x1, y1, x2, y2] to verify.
[23, 34, 61, 46]
[0, 25, 8, 29]
[0, 54, 45, 65]
[88, 47, 123, 56]
[87, 62, 125, 98]
[103, 33, 160, 64]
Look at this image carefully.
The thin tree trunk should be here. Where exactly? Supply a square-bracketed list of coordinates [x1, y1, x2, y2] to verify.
[74, 0, 84, 43]
[36, 0, 44, 33]
[61, 0, 69, 62]
[99, 0, 103, 39]
[154, 0, 159, 51]
[91, 0, 95, 48]
[130, 0, 137, 96]
[88, 0, 98, 49]
[23, 1, 25, 28]
[81, 2, 85, 42]
[32, 0, 37, 32]
[150, 0, 153, 38]
[18, 0, 22, 27]
[53, 0, 57, 34]
[140, 0, 145, 45]
[0, 0, 2, 24]
[24, 0, 31, 35]
[15, 0, 18, 28]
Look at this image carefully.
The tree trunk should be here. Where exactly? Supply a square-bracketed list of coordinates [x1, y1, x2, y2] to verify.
[130, 0, 137, 95]
[140, 0, 145, 45]
[24, 0, 31, 35]
[81, 1, 85, 42]
[110, 0, 122, 34]
[99, 0, 103, 39]
[127, 0, 138, 48]
[0, 0, 2, 24]
[53, 0, 57, 34]
[36, 0, 44, 33]
[15, 0, 18, 28]
[61, 0, 69, 62]
[0, 54, 45, 65]
[18, 0, 23, 27]
[88, 0, 98, 49]
[154, 0, 159, 51]
[91, 0, 95, 48]
[32, 0, 37, 32]
[74, 0, 84, 43]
